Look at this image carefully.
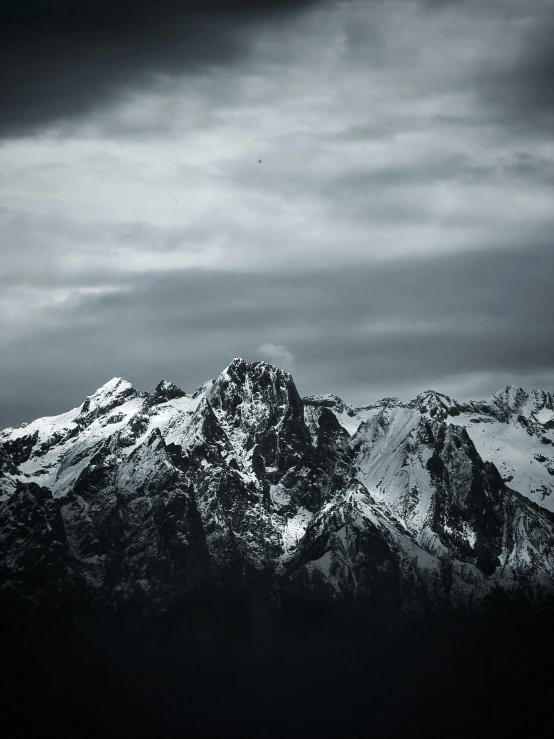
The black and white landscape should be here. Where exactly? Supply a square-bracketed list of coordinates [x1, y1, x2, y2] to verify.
[2, 0, 554, 737]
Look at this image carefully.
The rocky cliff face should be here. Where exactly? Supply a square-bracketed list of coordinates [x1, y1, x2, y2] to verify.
[1, 359, 553, 622]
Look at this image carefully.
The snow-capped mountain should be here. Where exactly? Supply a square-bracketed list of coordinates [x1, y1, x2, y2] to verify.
[1, 359, 553, 620]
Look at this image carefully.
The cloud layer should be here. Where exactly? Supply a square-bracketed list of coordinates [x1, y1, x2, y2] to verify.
[1, 0, 553, 427]
[2, 245, 553, 427]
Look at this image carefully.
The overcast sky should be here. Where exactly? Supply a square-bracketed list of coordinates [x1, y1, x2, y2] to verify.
[1, 0, 553, 428]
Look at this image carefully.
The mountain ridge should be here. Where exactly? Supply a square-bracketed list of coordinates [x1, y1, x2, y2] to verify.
[2, 357, 553, 625]
[3, 359, 554, 738]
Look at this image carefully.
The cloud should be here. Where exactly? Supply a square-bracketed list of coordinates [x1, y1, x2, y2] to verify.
[1, 244, 553, 428]
[0, 0, 322, 139]
[257, 343, 296, 370]
[472, 4, 554, 138]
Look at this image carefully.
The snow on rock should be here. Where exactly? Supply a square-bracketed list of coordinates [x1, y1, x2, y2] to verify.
[434, 386, 554, 513]
[80, 377, 139, 417]
[1, 364, 554, 620]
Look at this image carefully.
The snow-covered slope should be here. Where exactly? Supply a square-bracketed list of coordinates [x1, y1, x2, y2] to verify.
[444, 387, 554, 512]
[309, 385, 554, 514]
[1, 361, 553, 621]
[0, 377, 202, 498]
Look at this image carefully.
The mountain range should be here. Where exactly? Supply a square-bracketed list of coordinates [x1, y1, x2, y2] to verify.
[2, 357, 553, 619]
[2, 358, 554, 738]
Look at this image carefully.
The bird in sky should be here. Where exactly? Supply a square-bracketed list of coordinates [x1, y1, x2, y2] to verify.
[259, 159, 262, 164]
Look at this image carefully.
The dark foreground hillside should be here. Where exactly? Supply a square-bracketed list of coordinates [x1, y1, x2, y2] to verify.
[2, 586, 553, 739]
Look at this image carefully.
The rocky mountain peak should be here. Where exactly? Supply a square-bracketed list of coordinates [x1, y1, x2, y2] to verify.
[207, 358, 303, 421]
[526, 388, 554, 413]
[197, 358, 310, 477]
[491, 384, 528, 414]
[371, 396, 401, 409]
[410, 389, 457, 419]
[79, 377, 141, 419]
[153, 380, 187, 402]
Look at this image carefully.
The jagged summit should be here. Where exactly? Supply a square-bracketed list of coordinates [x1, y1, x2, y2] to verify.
[404, 389, 458, 421]
[483, 385, 554, 425]
[208, 357, 302, 419]
[89, 375, 134, 397]
[80, 376, 140, 416]
[490, 384, 528, 410]
[415, 389, 453, 403]
[153, 379, 187, 401]
[412, 389, 454, 405]
[220, 357, 293, 382]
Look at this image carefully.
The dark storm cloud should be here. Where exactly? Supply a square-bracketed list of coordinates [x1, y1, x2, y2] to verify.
[392, 0, 554, 140]
[0, 0, 322, 138]
[2, 243, 553, 428]
[472, 4, 554, 137]
[3, 0, 554, 143]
